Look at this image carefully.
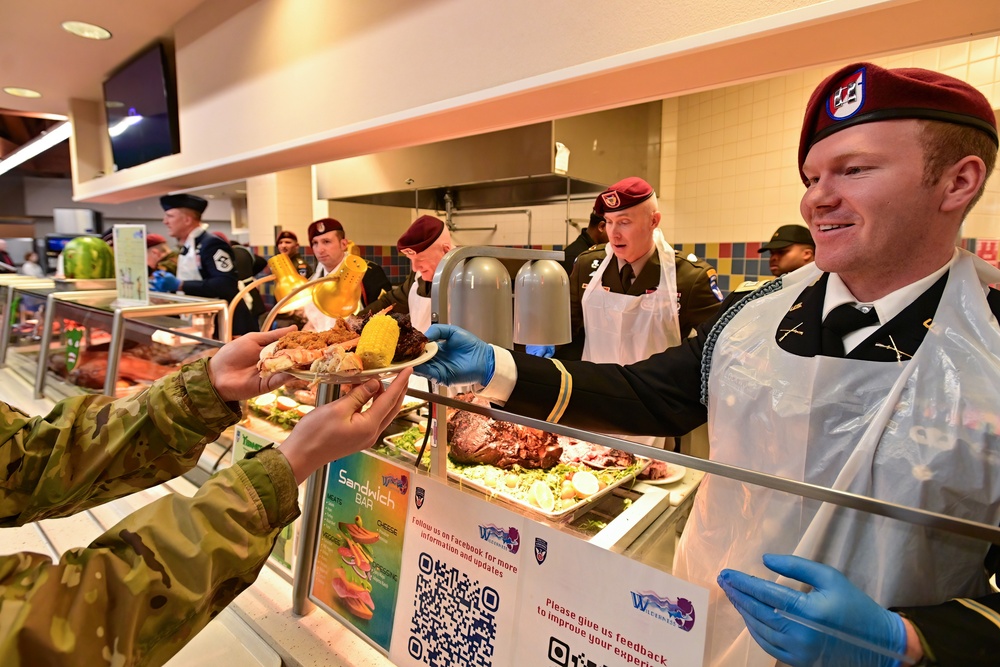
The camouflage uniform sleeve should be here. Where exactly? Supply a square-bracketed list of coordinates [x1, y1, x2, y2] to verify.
[0, 358, 240, 527]
[0, 446, 299, 667]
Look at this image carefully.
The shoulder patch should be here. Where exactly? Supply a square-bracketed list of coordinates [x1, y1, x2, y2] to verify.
[708, 271, 724, 301]
[212, 248, 234, 273]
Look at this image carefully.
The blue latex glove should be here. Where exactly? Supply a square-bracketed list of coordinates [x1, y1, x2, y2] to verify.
[416, 324, 495, 386]
[718, 554, 909, 667]
[525, 345, 555, 358]
[150, 270, 181, 293]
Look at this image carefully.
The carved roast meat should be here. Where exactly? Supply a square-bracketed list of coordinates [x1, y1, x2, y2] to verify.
[447, 395, 562, 469]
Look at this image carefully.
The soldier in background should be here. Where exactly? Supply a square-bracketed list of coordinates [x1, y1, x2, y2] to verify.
[759, 224, 815, 276]
[276, 230, 310, 277]
[561, 201, 609, 274]
[0, 326, 411, 666]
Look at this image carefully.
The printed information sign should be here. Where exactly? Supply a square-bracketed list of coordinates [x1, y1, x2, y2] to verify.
[112, 224, 149, 305]
[310, 451, 411, 650]
[390, 477, 708, 667]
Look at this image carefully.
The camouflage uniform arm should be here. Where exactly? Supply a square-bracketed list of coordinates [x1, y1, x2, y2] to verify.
[0, 358, 239, 527]
[0, 447, 299, 667]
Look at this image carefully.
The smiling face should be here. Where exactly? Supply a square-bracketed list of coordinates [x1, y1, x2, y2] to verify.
[312, 231, 348, 271]
[799, 120, 961, 301]
[603, 198, 659, 264]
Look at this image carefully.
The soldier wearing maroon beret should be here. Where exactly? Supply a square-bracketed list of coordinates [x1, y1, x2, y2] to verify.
[549, 177, 722, 381]
[360, 215, 453, 332]
[275, 230, 310, 277]
[418, 62, 1000, 667]
[302, 218, 391, 331]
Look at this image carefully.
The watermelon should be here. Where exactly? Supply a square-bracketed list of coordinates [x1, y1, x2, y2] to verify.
[62, 236, 114, 279]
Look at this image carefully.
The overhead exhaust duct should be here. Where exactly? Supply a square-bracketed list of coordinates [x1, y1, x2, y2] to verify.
[315, 102, 661, 211]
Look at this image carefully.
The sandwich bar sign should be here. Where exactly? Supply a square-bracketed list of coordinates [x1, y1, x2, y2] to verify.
[389, 477, 707, 667]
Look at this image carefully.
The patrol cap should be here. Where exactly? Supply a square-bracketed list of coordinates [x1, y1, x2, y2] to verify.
[799, 62, 999, 183]
[276, 230, 298, 244]
[594, 177, 655, 214]
[159, 194, 209, 215]
[759, 225, 815, 252]
[397, 215, 445, 256]
[308, 218, 344, 245]
[146, 233, 167, 248]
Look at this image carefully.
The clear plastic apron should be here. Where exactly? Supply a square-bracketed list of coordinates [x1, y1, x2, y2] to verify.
[675, 251, 1000, 667]
[582, 228, 681, 448]
[408, 280, 432, 333]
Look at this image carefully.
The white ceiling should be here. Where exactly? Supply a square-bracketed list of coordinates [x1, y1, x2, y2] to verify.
[0, 1, 209, 118]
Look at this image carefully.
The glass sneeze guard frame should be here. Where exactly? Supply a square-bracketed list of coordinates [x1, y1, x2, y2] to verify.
[33, 290, 229, 398]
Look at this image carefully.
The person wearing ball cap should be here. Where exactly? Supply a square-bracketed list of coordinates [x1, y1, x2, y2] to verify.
[360, 214, 453, 332]
[416, 62, 1000, 666]
[561, 199, 609, 274]
[151, 194, 257, 337]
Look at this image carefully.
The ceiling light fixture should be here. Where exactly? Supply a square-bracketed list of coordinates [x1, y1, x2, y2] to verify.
[0, 121, 72, 177]
[61, 21, 112, 40]
[3, 87, 42, 98]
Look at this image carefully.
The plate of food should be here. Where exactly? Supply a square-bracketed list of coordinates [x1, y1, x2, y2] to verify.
[285, 342, 436, 383]
[638, 461, 687, 485]
[257, 312, 434, 383]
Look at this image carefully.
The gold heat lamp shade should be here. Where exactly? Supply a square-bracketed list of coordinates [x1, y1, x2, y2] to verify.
[268, 253, 312, 312]
[311, 254, 368, 317]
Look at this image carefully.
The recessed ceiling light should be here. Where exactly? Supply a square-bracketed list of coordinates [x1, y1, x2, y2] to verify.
[3, 87, 42, 98]
[61, 21, 112, 40]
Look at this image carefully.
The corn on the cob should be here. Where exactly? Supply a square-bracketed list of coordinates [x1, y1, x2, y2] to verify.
[356, 315, 400, 369]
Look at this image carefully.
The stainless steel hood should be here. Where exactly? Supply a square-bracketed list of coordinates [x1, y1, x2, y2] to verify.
[315, 102, 661, 210]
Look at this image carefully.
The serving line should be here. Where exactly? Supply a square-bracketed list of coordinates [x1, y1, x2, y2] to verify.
[405, 388, 1000, 547]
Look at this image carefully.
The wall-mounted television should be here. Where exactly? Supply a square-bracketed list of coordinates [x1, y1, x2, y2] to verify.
[102, 42, 180, 171]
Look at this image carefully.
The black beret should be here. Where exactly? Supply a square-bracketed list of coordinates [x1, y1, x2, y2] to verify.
[160, 194, 208, 215]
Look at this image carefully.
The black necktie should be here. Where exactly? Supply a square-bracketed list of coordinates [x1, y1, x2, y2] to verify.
[821, 303, 879, 356]
[620, 262, 634, 292]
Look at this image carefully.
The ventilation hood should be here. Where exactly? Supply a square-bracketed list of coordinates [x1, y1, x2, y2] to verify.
[315, 102, 661, 210]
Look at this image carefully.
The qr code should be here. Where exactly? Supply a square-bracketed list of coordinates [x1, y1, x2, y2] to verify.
[406, 551, 499, 666]
[547, 636, 609, 667]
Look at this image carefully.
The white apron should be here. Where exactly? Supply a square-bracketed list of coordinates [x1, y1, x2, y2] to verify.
[303, 262, 363, 331]
[582, 228, 681, 448]
[675, 251, 1000, 667]
[408, 280, 432, 333]
[176, 227, 206, 283]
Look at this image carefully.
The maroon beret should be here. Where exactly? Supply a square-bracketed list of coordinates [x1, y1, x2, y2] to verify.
[308, 218, 344, 245]
[212, 231, 230, 244]
[145, 233, 167, 248]
[397, 215, 445, 256]
[276, 230, 297, 244]
[594, 177, 655, 214]
[799, 62, 998, 183]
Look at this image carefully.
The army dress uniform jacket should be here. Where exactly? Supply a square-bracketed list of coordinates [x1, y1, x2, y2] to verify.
[556, 245, 723, 361]
[499, 268, 1000, 667]
[0, 359, 300, 667]
[361, 271, 426, 318]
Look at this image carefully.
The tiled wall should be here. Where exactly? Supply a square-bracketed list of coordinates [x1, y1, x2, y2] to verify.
[265, 38, 1000, 301]
[665, 37, 1000, 245]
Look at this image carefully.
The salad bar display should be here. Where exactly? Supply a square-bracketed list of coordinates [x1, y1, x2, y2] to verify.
[379, 421, 649, 520]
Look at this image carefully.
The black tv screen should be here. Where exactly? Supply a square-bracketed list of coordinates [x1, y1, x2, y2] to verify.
[103, 42, 180, 171]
